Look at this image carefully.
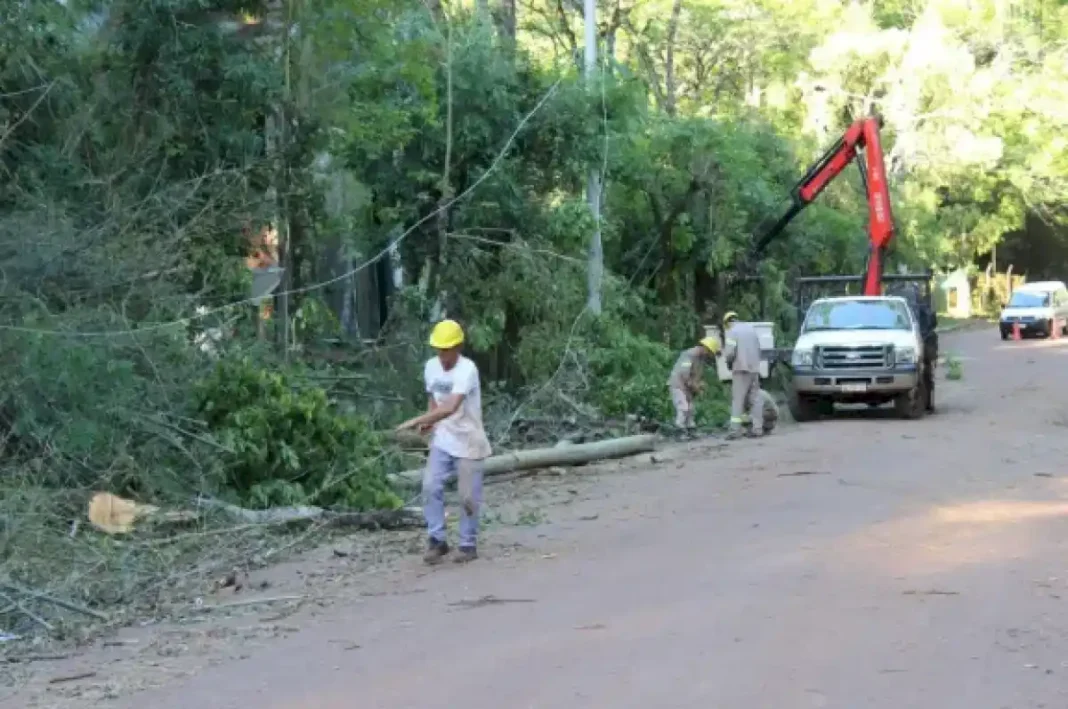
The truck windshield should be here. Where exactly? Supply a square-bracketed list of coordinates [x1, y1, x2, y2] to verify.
[803, 300, 912, 332]
[1007, 291, 1050, 308]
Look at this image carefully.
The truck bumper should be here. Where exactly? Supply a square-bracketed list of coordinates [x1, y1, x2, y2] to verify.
[792, 365, 919, 396]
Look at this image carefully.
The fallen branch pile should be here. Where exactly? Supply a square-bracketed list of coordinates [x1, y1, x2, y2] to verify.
[0, 432, 663, 645]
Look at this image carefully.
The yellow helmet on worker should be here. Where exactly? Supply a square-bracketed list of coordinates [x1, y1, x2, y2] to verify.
[428, 319, 464, 349]
[699, 337, 720, 355]
[723, 311, 739, 326]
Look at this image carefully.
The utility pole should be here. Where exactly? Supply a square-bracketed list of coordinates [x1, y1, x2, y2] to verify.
[277, 0, 295, 359]
[584, 0, 603, 315]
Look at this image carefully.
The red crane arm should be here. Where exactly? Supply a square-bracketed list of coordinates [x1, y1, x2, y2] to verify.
[750, 116, 895, 296]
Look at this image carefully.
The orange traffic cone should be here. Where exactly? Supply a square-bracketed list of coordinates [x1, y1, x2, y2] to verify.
[1012, 321, 1022, 340]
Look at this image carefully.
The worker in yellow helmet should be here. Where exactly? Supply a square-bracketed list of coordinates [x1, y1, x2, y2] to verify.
[667, 336, 721, 438]
[722, 311, 764, 440]
[396, 319, 491, 565]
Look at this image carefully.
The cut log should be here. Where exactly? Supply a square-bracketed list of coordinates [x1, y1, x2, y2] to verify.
[390, 434, 657, 485]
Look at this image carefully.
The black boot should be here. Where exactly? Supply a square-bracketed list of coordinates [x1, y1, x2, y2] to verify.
[452, 546, 478, 564]
[423, 539, 450, 565]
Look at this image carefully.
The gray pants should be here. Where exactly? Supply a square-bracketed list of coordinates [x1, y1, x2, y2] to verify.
[729, 371, 762, 434]
[423, 446, 484, 549]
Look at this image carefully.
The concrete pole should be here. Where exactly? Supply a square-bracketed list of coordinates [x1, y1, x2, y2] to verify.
[584, 0, 603, 315]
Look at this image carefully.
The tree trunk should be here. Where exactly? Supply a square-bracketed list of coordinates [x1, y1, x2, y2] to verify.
[496, 0, 516, 43]
[424, 18, 455, 321]
[663, 0, 683, 116]
[584, 0, 603, 315]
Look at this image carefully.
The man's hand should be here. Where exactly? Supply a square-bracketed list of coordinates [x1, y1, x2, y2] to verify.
[416, 422, 434, 435]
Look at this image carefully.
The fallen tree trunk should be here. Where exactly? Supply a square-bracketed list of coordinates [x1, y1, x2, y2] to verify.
[390, 434, 657, 485]
[196, 498, 423, 530]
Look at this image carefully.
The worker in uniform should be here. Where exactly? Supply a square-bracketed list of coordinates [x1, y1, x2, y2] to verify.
[396, 319, 492, 565]
[667, 337, 721, 438]
[759, 389, 779, 435]
[722, 311, 764, 440]
[916, 294, 938, 412]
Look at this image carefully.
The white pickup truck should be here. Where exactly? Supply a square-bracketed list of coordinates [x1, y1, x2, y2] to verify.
[787, 295, 931, 421]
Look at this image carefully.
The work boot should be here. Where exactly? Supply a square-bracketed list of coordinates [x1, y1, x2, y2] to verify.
[725, 428, 744, 441]
[423, 539, 450, 565]
[666, 426, 690, 442]
[452, 546, 478, 564]
[746, 429, 765, 439]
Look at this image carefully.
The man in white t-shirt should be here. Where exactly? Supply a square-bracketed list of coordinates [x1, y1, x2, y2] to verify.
[396, 319, 492, 565]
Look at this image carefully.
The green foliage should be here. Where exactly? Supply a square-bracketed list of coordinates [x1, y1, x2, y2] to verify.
[193, 357, 401, 510]
[582, 317, 679, 421]
[585, 320, 730, 427]
[945, 353, 963, 381]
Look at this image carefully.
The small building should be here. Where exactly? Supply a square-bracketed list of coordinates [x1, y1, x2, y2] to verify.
[935, 268, 972, 318]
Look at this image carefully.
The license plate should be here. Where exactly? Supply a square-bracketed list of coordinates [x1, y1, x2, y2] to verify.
[841, 383, 868, 393]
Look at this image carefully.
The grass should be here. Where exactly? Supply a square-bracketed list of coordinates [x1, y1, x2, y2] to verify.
[944, 353, 963, 380]
[936, 315, 996, 334]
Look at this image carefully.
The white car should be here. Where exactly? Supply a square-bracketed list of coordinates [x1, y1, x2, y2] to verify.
[998, 281, 1068, 340]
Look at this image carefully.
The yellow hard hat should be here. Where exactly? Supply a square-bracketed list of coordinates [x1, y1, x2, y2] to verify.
[723, 311, 739, 326]
[428, 319, 464, 349]
[699, 337, 720, 354]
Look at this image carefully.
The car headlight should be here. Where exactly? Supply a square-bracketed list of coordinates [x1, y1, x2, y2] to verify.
[791, 349, 814, 367]
[895, 346, 917, 365]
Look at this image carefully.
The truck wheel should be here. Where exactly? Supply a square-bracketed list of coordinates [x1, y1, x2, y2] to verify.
[893, 377, 928, 420]
[786, 386, 819, 423]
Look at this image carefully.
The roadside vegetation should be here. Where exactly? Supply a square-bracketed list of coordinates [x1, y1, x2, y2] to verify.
[1, 0, 1066, 639]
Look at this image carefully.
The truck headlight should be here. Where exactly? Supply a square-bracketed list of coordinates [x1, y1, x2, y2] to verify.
[895, 347, 917, 365]
[791, 349, 814, 367]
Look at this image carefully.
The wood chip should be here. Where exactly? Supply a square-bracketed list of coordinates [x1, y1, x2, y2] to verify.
[446, 595, 535, 610]
[49, 672, 96, 685]
[198, 594, 305, 611]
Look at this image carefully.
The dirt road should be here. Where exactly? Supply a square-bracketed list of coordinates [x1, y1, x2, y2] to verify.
[11, 326, 1068, 708]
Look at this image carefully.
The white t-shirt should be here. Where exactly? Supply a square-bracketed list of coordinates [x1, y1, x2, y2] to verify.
[424, 355, 492, 460]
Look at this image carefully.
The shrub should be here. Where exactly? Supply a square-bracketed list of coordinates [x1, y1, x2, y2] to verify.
[193, 356, 402, 510]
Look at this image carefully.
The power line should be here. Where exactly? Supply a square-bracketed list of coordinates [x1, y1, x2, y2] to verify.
[0, 79, 564, 338]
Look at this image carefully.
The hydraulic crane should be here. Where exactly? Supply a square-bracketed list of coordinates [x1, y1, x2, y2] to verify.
[750, 115, 894, 297]
[741, 114, 937, 415]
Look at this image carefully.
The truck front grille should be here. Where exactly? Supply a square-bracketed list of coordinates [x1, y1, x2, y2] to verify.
[817, 345, 889, 370]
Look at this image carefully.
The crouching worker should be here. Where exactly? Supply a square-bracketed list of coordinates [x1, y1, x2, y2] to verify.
[667, 337, 721, 438]
[757, 389, 779, 435]
[723, 311, 764, 440]
[396, 319, 492, 566]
